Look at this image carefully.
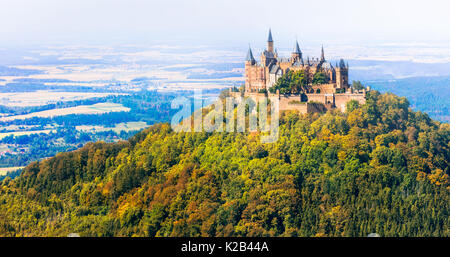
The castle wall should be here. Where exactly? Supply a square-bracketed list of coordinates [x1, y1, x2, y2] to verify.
[334, 93, 366, 112]
[304, 93, 335, 105]
[236, 90, 366, 113]
[231, 90, 366, 115]
[310, 83, 336, 94]
[278, 94, 305, 112]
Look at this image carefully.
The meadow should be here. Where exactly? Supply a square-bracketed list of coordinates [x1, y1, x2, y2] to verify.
[0, 102, 130, 122]
[0, 166, 24, 176]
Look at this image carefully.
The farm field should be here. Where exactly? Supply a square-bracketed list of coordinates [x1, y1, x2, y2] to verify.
[0, 91, 125, 107]
[0, 102, 130, 122]
[0, 129, 55, 139]
[0, 166, 24, 176]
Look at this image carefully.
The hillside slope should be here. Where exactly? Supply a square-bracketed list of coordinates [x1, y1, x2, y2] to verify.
[0, 91, 448, 237]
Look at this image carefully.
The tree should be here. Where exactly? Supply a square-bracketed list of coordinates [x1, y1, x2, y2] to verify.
[312, 72, 328, 85]
[352, 81, 364, 90]
[269, 70, 308, 94]
[346, 100, 359, 112]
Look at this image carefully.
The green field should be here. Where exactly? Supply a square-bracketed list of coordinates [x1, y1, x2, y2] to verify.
[0, 102, 130, 122]
[0, 166, 24, 176]
[0, 129, 56, 139]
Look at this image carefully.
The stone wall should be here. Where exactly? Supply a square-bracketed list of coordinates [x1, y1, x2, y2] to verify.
[231, 89, 366, 114]
[309, 83, 336, 94]
[334, 93, 366, 112]
[278, 94, 306, 112]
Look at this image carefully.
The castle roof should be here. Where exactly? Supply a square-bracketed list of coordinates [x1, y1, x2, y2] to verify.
[292, 59, 304, 66]
[269, 64, 281, 74]
[268, 29, 273, 42]
[263, 50, 275, 59]
[321, 45, 325, 61]
[339, 59, 346, 68]
[277, 57, 290, 63]
[246, 46, 256, 63]
[293, 41, 301, 54]
[322, 62, 333, 70]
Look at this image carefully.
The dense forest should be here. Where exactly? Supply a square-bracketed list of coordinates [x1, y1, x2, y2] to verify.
[366, 76, 450, 123]
[0, 91, 448, 237]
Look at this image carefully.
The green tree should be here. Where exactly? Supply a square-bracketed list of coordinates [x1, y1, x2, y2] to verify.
[312, 72, 328, 85]
[269, 70, 308, 94]
[352, 81, 364, 90]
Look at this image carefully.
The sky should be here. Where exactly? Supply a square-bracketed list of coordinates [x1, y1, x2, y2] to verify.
[0, 0, 449, 47]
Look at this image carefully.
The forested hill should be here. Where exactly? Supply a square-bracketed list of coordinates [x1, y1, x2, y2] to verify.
[0, 91, 449, 237]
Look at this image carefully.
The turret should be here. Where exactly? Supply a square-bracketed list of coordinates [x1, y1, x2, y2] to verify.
[335, 58, 348, 88]
[339, 59, 346, 69]
[245, 46, 256, 65]
[291, 40, 302, 62]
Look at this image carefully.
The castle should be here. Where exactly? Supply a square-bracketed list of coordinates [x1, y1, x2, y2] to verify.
[233, 29, 367, 113]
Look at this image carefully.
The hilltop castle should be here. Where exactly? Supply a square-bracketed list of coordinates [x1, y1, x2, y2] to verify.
[234, 29, 367, 113]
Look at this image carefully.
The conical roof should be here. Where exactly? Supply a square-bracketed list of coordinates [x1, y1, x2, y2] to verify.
[267, 29, 273, 42]
[321, 45, 325, 61]
[293, 41, 301, 54]
[246, 46, 256, 63]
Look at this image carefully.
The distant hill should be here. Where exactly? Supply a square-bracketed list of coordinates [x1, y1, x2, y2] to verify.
[0, 65, 43, 76]
[0, 91, 448, 237]
[365, 76, 450, 123]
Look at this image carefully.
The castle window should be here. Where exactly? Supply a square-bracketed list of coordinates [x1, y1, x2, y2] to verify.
[316, 89, 321, 93]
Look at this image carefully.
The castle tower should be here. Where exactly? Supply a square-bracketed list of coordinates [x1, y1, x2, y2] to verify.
[245, 45, 266, 93]
[335, 58, 349, 89]
[245, 46, 256, 65]
[267, 29, 274, 53]
[291, 40, 302, 62]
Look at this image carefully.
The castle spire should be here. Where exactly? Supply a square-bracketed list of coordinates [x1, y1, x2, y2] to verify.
[293, 40, 301, 54]
[246, 45, 256, 64]
[267, 29, 274, 53]
[267, 29, 273, 42]
[291, 40, 302, 63]
[339, 59, 346, 68]
[321, 45, 325, 61]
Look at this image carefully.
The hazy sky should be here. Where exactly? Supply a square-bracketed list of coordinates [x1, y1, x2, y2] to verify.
[1, 0, 449, 47]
